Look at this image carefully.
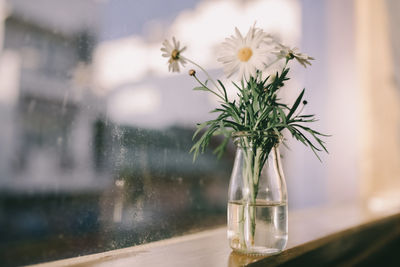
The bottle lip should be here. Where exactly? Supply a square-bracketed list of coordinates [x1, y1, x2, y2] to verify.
[231, 130, 280, 139]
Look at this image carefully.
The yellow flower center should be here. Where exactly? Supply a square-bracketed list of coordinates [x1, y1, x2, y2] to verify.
[171, 49, 179, 60]
[237, 47, 253, 62]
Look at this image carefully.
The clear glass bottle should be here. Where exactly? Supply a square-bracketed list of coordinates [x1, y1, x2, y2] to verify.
[227, 132, 288, 255]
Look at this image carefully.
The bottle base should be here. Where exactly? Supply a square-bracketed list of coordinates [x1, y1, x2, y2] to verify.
[231, 246, 283, 256]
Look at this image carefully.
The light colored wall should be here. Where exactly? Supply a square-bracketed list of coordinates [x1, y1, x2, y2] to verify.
[356, 0, 400, 210]
[286, 0, 359, 209]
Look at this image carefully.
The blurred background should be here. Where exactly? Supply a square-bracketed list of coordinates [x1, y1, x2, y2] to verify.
[0, 0, 399, 266]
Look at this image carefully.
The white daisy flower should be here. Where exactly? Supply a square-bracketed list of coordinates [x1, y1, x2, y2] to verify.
[217, 26, 273, 81]
[161, 37, 187, 72]
[273, 43, 314, 68]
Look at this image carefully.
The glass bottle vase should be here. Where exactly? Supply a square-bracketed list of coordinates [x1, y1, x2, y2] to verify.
[227, 135, 288, 255]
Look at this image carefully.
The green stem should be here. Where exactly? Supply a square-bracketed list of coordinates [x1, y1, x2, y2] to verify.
[239, 138, 265, 247]
[192, 75, 225, 101]
[184, 57, 225, 97]
[263, 57, 281, 71]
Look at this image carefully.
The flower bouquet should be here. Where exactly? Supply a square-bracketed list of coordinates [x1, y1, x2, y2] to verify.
[161, 24, 328, 255]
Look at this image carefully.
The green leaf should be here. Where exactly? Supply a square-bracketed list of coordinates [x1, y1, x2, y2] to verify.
[213, 133, 232, 159]
[217, 79, 228, 101]
[286, 88, 305, 121]
[192, 122, 208, 140]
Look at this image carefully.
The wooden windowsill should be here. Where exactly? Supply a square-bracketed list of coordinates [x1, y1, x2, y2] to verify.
[31, 202, 400, 267]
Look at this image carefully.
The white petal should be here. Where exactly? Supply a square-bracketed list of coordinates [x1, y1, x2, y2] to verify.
[217, 55, 236, 63]
[164, 40, 173, 51]
[236, 64, 245, 80]
[234, 27, 243, 40]
[225, 61, 240, 75]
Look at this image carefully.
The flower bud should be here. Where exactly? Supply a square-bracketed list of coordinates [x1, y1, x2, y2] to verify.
[189, 69, 196, 76]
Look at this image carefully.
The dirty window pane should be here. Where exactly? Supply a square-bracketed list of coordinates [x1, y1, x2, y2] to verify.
[0, 1, 233, 266]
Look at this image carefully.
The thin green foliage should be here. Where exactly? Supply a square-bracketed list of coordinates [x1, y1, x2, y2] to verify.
[190, 66, 329, 162]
